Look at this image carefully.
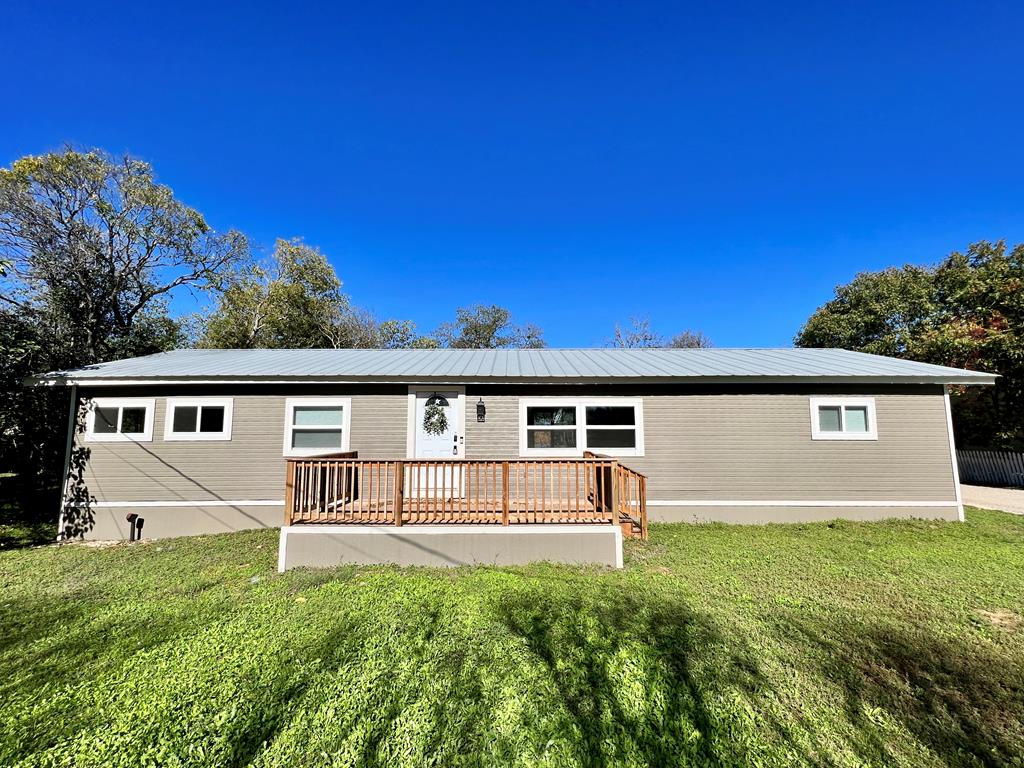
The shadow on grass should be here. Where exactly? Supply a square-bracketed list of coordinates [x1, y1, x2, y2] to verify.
[495, 581, 773, 766]
[783, 616, 1024, 767]
[0, 477, 57, 550]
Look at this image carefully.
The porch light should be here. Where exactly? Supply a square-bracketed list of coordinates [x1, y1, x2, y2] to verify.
[476, 398, 486, 422]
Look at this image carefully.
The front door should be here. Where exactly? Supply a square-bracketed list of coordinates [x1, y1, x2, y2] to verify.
[411, 390, 463, 497]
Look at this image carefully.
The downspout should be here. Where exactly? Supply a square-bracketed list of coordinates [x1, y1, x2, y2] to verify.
[57, 384, 78, 542]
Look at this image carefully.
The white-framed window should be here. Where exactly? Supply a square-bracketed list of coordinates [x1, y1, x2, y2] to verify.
[518, 397, 644, 457]
[283, 397, 352, 457]
[164, 397, 233, 441]
[809, 397, 878, 441]
[84, 398, 155, 443]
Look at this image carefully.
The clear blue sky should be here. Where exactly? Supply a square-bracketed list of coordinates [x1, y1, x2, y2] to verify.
[4, 1, 1022, 346]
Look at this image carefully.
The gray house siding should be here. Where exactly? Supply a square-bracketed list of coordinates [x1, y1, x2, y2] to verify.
[72, 382, 959, 539]
[463, 384, 959, 523]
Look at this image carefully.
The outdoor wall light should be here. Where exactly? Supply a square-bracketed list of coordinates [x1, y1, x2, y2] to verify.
[476, 398, 486, 422]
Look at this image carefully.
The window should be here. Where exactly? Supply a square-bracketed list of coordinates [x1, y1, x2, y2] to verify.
[283, 397, 351, 456]
[85, 398, 155, 442]
[519, 398, 644, 456]
[809, 397, 877, 440]
[164, 398, 233, 441]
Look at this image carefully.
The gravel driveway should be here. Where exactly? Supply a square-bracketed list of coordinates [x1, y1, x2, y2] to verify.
[962, 484, 1024, 516]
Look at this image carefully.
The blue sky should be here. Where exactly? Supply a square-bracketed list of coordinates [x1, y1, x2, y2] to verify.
[4, 1, 1022, 346]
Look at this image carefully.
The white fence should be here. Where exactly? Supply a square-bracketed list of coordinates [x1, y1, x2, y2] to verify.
[957, 450, 1024, 487]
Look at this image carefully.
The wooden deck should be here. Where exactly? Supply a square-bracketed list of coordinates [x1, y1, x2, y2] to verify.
[284, 452, 648, 539]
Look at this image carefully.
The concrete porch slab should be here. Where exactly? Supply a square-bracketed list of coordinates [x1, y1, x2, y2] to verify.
[278, 524, 623, 571]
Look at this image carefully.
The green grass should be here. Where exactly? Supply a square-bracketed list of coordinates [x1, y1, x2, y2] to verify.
[1, 509, 1023, 767]
[0, 476, 57, 551]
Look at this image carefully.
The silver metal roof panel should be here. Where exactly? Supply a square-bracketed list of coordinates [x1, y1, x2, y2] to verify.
[32, 347, 998, 385]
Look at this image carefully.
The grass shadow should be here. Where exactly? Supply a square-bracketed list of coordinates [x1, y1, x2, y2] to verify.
[495, 578, 774, 765]
[0, 478, 57, 550]
[782, 615, 1024, 767]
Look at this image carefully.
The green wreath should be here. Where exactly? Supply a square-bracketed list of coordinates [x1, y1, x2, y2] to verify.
[423, 396, 449, 436]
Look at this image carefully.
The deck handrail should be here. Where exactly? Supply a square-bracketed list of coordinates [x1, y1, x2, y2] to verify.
[284, 454, 648, 539]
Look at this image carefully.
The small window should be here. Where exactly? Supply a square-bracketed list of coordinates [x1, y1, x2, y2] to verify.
[519, 398, 644, 457]
[284, 398, 351, 456]
[810, 397, 877, 441]
[85, 398, 155, 442]
[164, 398, 233, 441]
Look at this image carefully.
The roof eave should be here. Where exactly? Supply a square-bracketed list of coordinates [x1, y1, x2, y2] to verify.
[32, 373, 999, 387]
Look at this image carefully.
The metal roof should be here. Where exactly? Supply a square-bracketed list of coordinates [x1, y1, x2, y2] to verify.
[33, 348, 997, 385]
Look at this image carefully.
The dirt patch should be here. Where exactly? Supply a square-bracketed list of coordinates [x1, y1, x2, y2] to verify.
[976, 609, 1022, 632]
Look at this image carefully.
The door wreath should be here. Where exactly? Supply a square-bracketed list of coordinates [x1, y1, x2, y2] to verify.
[423, 394, 450, 436]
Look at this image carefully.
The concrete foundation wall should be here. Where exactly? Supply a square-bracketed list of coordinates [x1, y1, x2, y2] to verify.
[85, 504, 283, 540]
[278, 524, 623, 570]
[649, 503, 960, 524]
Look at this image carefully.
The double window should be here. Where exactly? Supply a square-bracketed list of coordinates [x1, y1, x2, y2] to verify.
[810, 397, 877, 440]
[519, 398, 644, 457]
[164, 398, 233, 441]
[85, 398, 155, 442]
[283, 398, 352, 456]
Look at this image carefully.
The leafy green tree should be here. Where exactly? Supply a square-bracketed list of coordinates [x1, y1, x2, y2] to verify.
[796, 241, 1024, 448]
[200, 239, 422, 350]
[433, 305, 545, 349]
[377, 319, 438, 349]
[1, 149, 244, 362]
[793, 266, 936, 357]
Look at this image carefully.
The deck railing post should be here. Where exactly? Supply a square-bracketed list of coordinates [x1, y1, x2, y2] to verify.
[501, 462, 510, 526]
[610, 461, 620, 526]
[393, 460, 404, 526]
[284, 459, 296, 526]
[640, 475, 648, 540]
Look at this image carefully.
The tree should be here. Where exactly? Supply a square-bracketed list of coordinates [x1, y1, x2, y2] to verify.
[0, 148, 244, 535]
[0, 149, 245, 363]
[793, 266, 936, 357]
[433, 305, 545, 349]
[795, 240, 1024, 449]
[609, 317, 712, 348]
[610, 317, 661, 348]
[199, 239, 427, 350]
[666, 329, 713, 349]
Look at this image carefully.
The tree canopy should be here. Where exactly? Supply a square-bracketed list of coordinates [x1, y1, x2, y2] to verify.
[1, 149, 244, 363]
[433, 305, 545, 349]
[796, 240, 1024, 448]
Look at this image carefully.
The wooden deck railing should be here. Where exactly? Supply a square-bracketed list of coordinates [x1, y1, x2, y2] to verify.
[284, 453, 647, 538]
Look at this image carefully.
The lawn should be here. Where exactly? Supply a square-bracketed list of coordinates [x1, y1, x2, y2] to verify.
[1, 510, 1022, 767]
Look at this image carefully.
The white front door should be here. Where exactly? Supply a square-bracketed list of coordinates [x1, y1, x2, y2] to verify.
[413, 390, 462, 459]
[410, 390, 463, 497]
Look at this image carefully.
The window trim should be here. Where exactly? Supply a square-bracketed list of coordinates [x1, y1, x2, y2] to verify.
[84, 397, 156, 443]
[164, 397, 234, 441]
[518, 397, 645, 457]
[283, 397, 352, 457]
[809, 397, 878, 441]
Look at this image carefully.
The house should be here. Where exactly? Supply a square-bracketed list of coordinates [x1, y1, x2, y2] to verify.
[33, 347, 995, 570]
